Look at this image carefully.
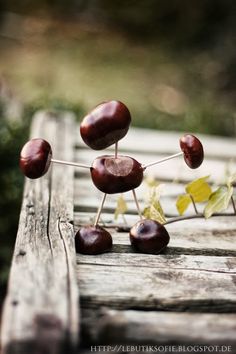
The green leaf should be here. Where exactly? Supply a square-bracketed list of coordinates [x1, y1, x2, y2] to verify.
[186, 176, 212, 203]
[143, 182, 166, 224]
[204, 185, 233, 219]
[176, 194, 192, 215]
[143, 201, 166, 224]
[114, 194, 128, 220]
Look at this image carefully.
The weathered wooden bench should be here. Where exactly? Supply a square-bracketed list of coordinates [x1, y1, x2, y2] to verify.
[1, 110, 236, 354]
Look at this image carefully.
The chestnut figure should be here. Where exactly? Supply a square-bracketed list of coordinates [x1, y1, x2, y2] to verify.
[20, 138, 52, 179]
[130, 219, 170, 254]
[80, 100, 131, 150]
[180, 134, 204, 169]
[75, 226, 112, 255]
[91, 155, 144, 194]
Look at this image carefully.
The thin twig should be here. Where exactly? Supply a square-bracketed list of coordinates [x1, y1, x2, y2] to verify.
[164, 212, 236, 225]
[77, 212, 236, 231]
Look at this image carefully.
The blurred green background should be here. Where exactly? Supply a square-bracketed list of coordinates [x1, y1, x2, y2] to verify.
[0, 0, 236, 304]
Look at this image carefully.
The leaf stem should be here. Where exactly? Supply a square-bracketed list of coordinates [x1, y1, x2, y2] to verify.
[190, 195, 199, 215]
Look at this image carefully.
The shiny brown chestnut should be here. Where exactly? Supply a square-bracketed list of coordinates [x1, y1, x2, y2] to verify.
[90, 155, 144, 194]
[20, 138, 52, 179]
[75, 226, 112, 255]
[80, 100, 131, 150]
[130, 219, 170, 254]
[180, 134, 204, 169]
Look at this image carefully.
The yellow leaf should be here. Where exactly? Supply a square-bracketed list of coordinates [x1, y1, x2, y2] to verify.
[143, 204, 166, 224]
[143, 179, 166, 223]
[143, 207, 151, 219]
[114, 194, 128, 220]
[186, 176, 212, 203]
[152, 200, 166, 223]
[204, 185, 233, 219]
[176, 194, 192, 215]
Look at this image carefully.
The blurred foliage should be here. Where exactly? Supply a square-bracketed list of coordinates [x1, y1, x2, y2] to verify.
[2, 0, 235, 44]
[0, 103, 28, 299]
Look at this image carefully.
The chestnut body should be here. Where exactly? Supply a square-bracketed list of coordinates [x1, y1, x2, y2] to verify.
[75, 226, 112, 254]
[180, 134, 204, 169]
[20, 138, 52, 179]
[91, 155, 144, 194]
[130, 219, 170, 254]
[80, 100, 131, 150]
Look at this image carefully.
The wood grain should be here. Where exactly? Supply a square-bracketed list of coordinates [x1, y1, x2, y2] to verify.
[77, 262, 236, 312]
[1, 111, 79, 354]
[81, 308, 236, 347]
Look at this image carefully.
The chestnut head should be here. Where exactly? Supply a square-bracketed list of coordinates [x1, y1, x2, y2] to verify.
[80, 100, 131, 150]
[180, 134, 204, 169]
[75, 225, 112, 255]
[130, 219, 170, 254]
[20, 138, 52, 179]
[90, 155, 144, 194]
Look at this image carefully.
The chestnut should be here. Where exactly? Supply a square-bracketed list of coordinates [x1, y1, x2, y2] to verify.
[20, 138, 52, 179]
[179, 134, 204, 169]
[90, 155, 144, 194]
[75, 226, 112, 254]
[130, 219, 170, 254]
[80, 100, 131, 150]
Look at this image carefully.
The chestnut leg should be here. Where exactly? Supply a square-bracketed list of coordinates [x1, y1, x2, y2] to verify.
[115, 142, 118, 158]
[94, 193, 107, 226]
[132, 189, 143, 220]
[142, 152, 183, 170]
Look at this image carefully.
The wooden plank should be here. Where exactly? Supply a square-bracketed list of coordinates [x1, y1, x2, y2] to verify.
[76, 126, 236, 160]
[81, 308, 236, 347]
[74, 213, 236, 255]
[74, 193, 234, 217]
[74, 178, 186, 198]
[77, 262, 236, 312]
[77, 253, 236, 273]
[75, 150, 228, 184]
[1, 111, 79, 354]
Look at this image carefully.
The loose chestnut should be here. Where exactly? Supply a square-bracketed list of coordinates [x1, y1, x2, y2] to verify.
[180, 134, 204, 169]
[80, 100, 131, 150]
[75, 226, 112, 255]
[90, 155, 144, 194]
[20, 138, 52, 179]
[130, 219, 170, 254]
